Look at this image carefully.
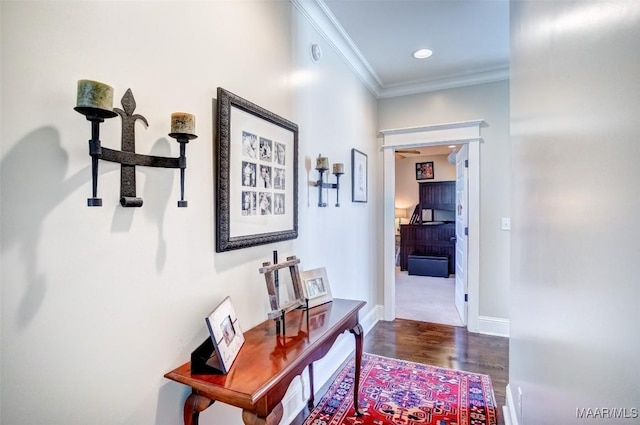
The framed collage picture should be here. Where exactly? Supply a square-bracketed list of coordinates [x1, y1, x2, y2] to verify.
[215, 88, 299, 252]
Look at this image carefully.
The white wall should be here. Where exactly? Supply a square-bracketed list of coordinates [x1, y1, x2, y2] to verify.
[509, 1, 640, 424]
[379, 81, 510, 320]
[0, 2, 379, 424]
[395, 153, 455, 212]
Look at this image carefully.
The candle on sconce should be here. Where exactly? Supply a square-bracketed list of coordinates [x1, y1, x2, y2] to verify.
[333, 163, 344, 174]
[316, 154, 329, 170]
[76, 79, 114, 112]
[171, 112, 196, 136]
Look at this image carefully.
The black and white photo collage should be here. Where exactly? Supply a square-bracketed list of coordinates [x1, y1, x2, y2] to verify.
[241, 130, 286, 216]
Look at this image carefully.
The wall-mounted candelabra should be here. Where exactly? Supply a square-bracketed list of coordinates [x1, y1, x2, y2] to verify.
[313, 154, 344, 207]
[74, 79, 197, 208]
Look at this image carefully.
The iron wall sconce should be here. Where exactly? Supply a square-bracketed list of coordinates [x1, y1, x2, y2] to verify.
[313, 154, 344, 207]
[74, 79, 197, 208]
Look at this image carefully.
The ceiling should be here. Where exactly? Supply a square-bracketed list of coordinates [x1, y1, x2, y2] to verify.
[296, 0, 510, 99]
[395, 145, 457, 159]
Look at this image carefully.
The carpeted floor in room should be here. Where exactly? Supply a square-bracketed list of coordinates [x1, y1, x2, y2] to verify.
[395, 267, 463, 327]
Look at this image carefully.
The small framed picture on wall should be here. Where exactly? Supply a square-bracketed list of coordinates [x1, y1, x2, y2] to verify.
[415, 161, 434, 180]
[351, 149, 368, 202]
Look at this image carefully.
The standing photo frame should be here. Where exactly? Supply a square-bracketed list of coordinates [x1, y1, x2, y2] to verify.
[216, 87, 299, 252]
[351, 149, 368, 203]
[299, 267, 333, 308]
[204, 296, 245, 374]
[415, 161, 434, 180]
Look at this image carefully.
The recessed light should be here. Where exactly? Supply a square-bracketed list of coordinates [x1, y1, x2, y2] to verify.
[448, 145, 456, 149]
[413, 48, 433, 59]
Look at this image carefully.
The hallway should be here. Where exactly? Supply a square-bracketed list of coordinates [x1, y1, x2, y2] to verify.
[291, 319, 509, 425]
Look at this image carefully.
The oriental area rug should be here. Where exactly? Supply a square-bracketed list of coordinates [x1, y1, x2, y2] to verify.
[303, 353, 498, 425]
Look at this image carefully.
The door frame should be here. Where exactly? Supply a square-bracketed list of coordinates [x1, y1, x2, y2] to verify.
[380, 120, 483, 332]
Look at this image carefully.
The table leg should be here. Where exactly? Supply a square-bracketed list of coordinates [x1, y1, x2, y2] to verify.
[349, 323, 364, 417]
[183, 392, 214, 425]
[242, 403, 283, 425]
[307, 363, 315, 408]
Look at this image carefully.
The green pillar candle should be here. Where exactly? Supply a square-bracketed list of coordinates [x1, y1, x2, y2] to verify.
[76, 79, 114, 111]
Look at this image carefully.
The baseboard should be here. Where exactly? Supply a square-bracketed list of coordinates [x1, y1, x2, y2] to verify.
[477, 315, 510, 337]
[279, 303, 382, 425]
[504, 384, 519, 425]
[361, 304, 384, 334]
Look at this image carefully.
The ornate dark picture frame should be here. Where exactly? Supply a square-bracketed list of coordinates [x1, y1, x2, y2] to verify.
[215, 88, 299, 252]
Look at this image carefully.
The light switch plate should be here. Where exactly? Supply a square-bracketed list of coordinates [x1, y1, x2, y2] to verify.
[501, 217, 511, 231]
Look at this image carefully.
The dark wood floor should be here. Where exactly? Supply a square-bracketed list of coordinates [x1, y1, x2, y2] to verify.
[292, 318, 509, 425]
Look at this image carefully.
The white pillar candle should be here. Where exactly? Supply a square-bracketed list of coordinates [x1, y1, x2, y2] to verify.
[171, 112, 196, 135]
[76, 79, 114, 111]
[316, 155, 329, 170]
[333, 163, 344, 174]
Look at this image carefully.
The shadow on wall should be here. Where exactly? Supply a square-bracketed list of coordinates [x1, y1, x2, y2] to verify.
[142, 138, 174, 273]
[1, 127, 67, 329]
[1, 127, 176, 328]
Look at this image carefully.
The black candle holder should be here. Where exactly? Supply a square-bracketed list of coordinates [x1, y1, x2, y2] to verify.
[314, 166, 343, 207]
[75, 89, 197, 207]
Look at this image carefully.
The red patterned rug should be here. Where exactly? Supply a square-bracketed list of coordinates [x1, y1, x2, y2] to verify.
[304, 353, 498, 425]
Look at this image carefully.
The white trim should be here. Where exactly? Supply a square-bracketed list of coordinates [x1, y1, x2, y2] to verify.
[478, 316, 510, 337]
[380, 120, 484, 137]
[383, 148, 397, 321]
[291, 0, 381, 96]
[292, 0, 509, 98]
[504, 384, 520, 425]
[380, 120, 483, 148]
[378, 67, 509, 99]
[312, 0, 382, 88]
[502, 406, 513, 425]
[281, 378, 306, 425]
[360, 304, 383, 334]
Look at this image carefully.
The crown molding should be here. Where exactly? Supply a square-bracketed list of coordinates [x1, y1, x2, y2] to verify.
[378, 66, 510, 99]
[291, 0, 382, 97]
[292, 0, 510, 99]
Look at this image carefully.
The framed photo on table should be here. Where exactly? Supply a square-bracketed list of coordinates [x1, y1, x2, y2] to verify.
[215, 87, 299, 252]
[299, 267, 333, 308]
[351, 149, 367, 202]
[205, 296, 245, 374]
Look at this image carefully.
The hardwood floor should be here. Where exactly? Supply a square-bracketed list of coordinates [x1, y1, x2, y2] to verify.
[292, 318, 509, 425]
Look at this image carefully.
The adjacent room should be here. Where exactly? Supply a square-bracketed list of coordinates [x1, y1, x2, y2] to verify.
[394, 147, 463, 327]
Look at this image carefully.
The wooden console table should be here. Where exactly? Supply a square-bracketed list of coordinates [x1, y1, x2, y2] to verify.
[164, 298, 366, 425]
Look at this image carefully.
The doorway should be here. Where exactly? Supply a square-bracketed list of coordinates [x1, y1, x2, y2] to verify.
[380, 120, 483, 332]
[394, 146, 463, 327]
